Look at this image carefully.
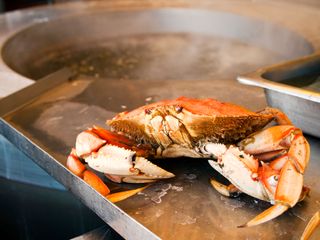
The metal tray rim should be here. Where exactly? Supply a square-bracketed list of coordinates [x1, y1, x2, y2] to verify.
[237, 53, 320, 103]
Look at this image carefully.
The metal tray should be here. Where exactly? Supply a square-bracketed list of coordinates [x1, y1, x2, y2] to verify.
[238, 53, 320, 138]
[0, 68, 319, 240]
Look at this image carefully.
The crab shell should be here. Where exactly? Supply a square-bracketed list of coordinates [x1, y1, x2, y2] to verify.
[108, 97, 274, 155]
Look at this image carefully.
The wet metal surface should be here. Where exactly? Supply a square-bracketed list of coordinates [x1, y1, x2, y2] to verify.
[1, 71, 319, 239]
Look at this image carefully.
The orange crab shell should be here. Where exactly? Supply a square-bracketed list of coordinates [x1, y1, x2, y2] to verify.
[107, 97, 274, 145]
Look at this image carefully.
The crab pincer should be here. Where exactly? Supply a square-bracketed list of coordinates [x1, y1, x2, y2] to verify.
[209, 125, 310, 227]
[67, 127, 170, 202]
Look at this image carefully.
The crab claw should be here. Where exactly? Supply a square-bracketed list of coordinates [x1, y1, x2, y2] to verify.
[67, 148, 150, 202]
[208, 132, 308, 227]
[74, 127, 175, 183]
[239, 159, 304, 228]
[238, 125, 297, 155]
[84, 144, 174, 183]
[238, 126, 310, 173]
[208, 145, 268, 201]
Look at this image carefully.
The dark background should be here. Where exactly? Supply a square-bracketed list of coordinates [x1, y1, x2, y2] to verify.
[0, 0, 88, 12]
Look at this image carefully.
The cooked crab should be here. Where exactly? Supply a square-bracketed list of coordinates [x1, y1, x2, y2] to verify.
[67, 96, 310, 227]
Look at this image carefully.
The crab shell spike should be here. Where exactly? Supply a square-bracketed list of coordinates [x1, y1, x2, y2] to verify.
[107, 97, 274, 147]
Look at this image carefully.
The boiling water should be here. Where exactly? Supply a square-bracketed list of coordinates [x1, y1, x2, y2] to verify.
[30, 33, 285, 80]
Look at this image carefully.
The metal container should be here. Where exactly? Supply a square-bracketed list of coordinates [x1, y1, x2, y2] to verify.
[238, 53, 320, 137]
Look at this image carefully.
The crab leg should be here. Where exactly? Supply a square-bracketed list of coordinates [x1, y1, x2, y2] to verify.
[258, 107, 292, 125]
[106, 185, 149, 202]
[238, 204, 289, 228]
[237, 125, 297, 155]
[301, 211, 320, 240]
[210, 177, 241, 198]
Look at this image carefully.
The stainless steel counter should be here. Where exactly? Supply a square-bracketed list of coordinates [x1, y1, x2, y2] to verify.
[0, 1, 320, 239]
[0, 68, 319, 239]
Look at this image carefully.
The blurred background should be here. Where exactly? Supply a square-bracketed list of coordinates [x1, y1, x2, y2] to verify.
[0, 0, 71, 12]
[0, 0, 319, 12]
